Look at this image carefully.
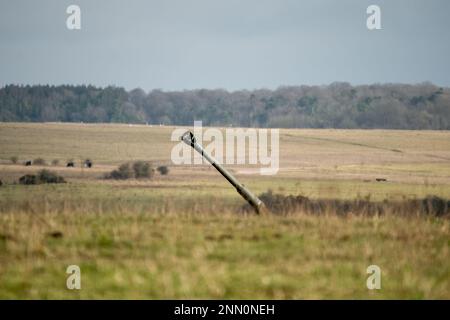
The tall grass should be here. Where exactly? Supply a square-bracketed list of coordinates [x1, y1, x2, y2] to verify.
[0, 203, 449, 299]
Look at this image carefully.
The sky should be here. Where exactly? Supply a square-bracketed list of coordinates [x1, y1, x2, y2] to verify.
[0, 0, 449, 91]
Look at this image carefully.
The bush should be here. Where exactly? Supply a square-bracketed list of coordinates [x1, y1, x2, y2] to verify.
[133, 161, 153, 179]
[51, 159, 60, 166]
[33, 158, 47, 166]
[37, 169, 66, 184]
[19, 174, 37, 185]
[105, 161, 154, 180]
[157, 166, 169, 175]
[0, 179, 3, 187]
[106, 163, 133, 180]
[421, 196, 449, 216]
[84, 159, 93, 168]
[19, 170, 65, 185]
[10, 156, 18, 164]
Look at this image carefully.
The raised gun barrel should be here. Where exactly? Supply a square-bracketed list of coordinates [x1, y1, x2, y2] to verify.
[181, 131, 266, 214]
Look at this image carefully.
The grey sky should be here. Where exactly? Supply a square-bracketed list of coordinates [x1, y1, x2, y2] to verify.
[1, 0, 449, 91]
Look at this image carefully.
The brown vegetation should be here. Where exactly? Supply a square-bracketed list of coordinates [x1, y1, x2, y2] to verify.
[18, 169, 66, 185]
[32, 158, 46, 166]
[251, 191, 450, 217]
[105, 161, 154, 180]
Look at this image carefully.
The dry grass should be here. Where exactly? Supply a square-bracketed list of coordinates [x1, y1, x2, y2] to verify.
[0, 123, 449, 299]
[0, 205, 448, 299]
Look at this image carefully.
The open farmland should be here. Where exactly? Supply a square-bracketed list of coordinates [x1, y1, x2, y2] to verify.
[0, 122, 449, 299]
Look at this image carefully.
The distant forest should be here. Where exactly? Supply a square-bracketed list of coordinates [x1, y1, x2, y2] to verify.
[1, 82, 449, 129]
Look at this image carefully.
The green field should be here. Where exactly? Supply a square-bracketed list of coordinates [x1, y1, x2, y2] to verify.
[0, 123, 449, 299]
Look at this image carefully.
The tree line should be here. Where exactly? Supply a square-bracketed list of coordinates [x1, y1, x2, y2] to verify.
[1, 82, 449, 129]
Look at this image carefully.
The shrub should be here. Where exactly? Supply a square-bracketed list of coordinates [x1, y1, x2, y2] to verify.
[421, 196, 449, 216]
[19, 170, 65, 185]
[37, 169, 66, 184]
[244, 191, 450, 217]
[133, 161, 153, 179]
[51, 159, 60, 166]
[33, 158, 47, 166]
[19, 174, 38, 185]
[84, 159, 93, 168]
[0, 179, 3, 187]
[157, 165, 169, 175]
[106, 163, 133, 180]
[105, 161, 154, 180]
[10, 156, 18, 164]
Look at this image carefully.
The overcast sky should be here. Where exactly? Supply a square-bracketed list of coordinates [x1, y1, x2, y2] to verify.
[1, 0, 449, 91]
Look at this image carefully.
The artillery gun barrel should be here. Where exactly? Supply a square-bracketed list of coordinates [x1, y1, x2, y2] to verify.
[181, 131, 265, 214]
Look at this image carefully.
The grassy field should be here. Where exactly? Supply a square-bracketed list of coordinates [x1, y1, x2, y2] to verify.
[0, 122, 449, 299]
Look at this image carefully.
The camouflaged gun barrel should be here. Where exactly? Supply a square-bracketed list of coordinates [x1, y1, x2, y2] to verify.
[181, 131, 265, 214]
